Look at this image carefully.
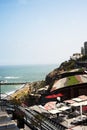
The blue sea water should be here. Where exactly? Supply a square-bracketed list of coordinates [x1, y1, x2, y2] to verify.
[0, 64, 58, 95]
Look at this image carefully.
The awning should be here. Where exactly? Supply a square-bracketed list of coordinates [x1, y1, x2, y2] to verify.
[45, 93, 63, 99]
[44, 101, 56, 110]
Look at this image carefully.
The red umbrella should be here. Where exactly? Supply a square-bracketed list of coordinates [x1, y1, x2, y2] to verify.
[45, 93, 63, 99]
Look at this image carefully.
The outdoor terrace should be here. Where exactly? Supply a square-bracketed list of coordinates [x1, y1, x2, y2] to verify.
[33, 95, 87, 130]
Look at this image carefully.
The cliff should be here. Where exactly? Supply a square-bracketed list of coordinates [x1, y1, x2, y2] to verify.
[45, 59, 77, 85]
[10, 55, 87, 106]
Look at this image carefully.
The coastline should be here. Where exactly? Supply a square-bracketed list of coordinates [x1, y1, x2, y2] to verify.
[7, 80, 45, 100]
[0, 64, 57, 97]
[4, 81, 45, 107]
[9, 83, 30, 99]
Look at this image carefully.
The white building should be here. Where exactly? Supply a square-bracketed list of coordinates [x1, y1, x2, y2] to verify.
[70, 53, 83, 60]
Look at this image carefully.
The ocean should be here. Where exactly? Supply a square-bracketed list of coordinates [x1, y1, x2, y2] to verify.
[0, 64, 58, 95]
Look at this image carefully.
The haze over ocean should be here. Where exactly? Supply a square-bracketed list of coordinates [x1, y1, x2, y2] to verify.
[0, 64, 58, 94]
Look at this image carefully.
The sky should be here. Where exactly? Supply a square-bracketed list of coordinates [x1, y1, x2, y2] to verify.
[0, 0, 87, 65]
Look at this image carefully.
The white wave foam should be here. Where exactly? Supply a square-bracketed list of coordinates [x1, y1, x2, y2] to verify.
[6, 91, 15, 96]
[1, 94, 7, 99]
[6, 84, 25, 96]
[5, 76, 19, 79]
[1, 84, 25, 99]
[0, 91, 15, 99]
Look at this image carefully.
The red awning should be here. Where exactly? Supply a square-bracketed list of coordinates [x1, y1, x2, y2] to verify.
[82, 106, 87, 111]
[45, 93, 63, 99]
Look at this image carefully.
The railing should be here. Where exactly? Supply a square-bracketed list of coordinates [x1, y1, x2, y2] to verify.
[0, 82, 27, 85]
[0, 98, 67, 130]
[17, 106, 66, 130]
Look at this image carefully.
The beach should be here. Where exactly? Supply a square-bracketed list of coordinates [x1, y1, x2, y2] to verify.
[8, 83, 30, 100]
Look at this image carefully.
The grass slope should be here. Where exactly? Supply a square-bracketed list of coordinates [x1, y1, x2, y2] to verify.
[66, 76, 80, 86]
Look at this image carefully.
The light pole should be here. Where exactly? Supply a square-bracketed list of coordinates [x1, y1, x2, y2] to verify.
[0, 81, 4, 101]
[0, 81, 2, 101]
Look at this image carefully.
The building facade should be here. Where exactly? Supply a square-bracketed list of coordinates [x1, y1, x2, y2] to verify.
[84, 41, 87, 55]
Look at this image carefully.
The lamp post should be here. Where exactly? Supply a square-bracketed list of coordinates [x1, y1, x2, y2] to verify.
[80, 105, 82, 120]
[0, 81, 4, 101]
[0, 81, 2, 101]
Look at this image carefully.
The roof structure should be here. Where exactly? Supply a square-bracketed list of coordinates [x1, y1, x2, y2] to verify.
[35, 95, 87, 130]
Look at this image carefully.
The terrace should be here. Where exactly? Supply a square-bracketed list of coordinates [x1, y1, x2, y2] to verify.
[33, 95, 87, 130]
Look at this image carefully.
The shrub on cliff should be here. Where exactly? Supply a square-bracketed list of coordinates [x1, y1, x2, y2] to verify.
[45, 59, 77, 85]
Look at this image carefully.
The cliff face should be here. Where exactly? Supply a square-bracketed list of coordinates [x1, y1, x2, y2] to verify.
[10, 56, 87, 106]
[45, 59, 78, 85]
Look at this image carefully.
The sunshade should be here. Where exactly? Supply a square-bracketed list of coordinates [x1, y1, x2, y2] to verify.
[45, 93, 63, 99]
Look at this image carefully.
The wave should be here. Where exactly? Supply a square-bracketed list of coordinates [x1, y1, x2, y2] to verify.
[5, 84, 25, 96]
[1, 91, 15, 99]
[4, 76, 19, 79]
[1, 94, 7, 99]
[6, 91, 15, 96]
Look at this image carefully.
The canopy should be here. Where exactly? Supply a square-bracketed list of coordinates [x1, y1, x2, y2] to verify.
[44, 101, 56, 110]
[48, 109, 61, 114]
[45, 93, 63, 99]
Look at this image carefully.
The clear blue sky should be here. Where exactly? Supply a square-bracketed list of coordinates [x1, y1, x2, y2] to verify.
[0, 0, 87, 65]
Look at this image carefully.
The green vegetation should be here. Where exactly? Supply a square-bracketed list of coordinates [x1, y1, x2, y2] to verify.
[66, 76, 80, 86]
[58, 59, 76, 71]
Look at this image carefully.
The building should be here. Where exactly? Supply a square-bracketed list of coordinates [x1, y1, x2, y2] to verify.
[84, 42, 87, 55]
[70, 53, 83, 60]
[81, 41, 87, 55]
[81, 47, 84, 55]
